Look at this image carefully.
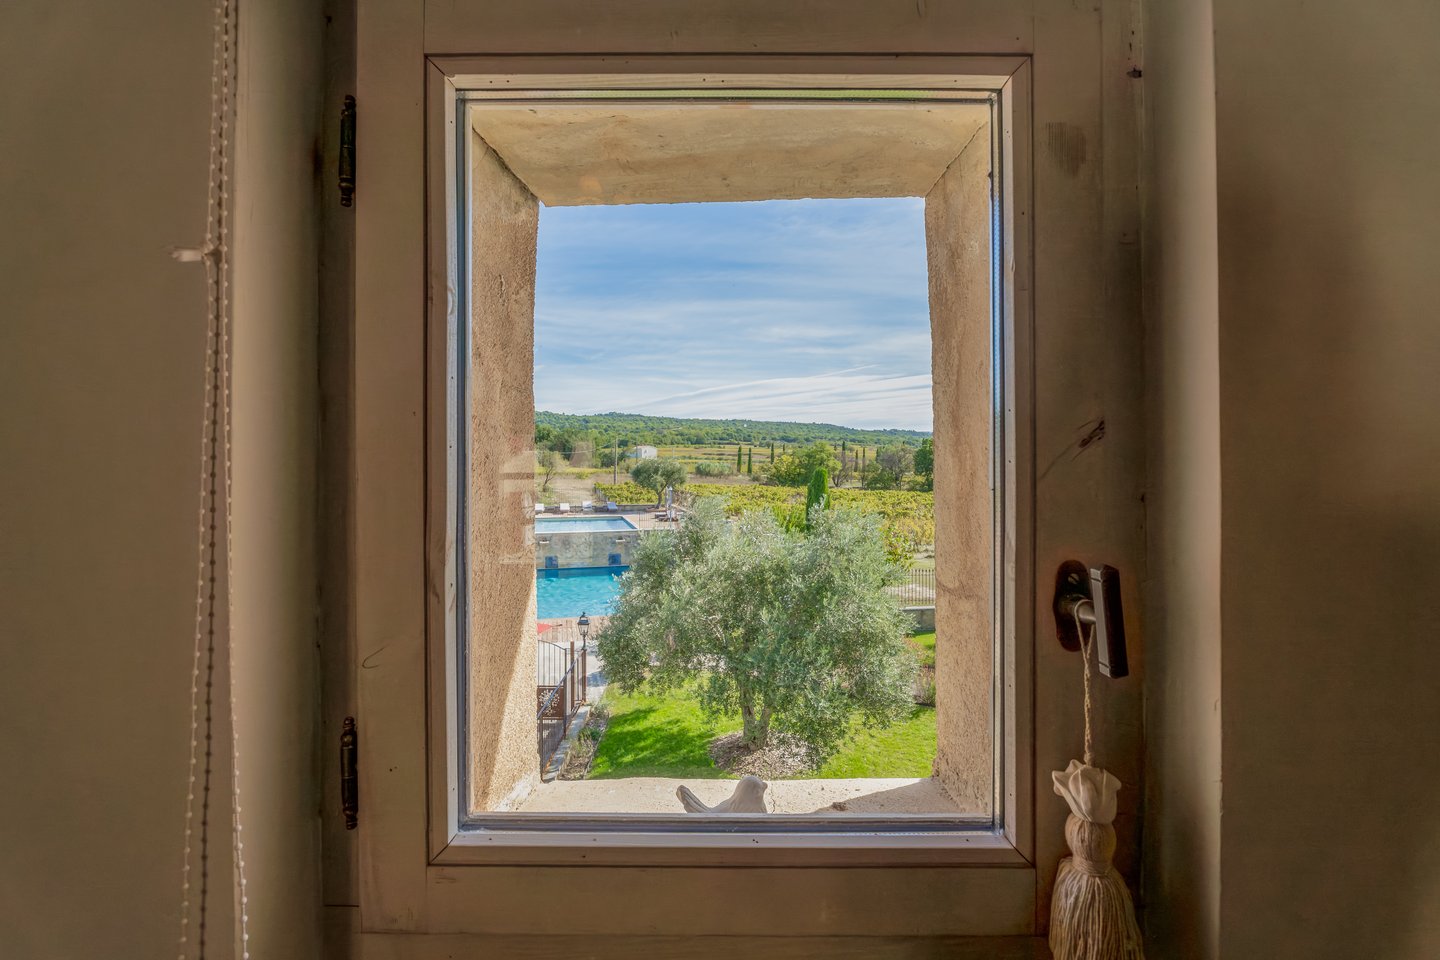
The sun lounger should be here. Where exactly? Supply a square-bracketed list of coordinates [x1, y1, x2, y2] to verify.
[534, 503, 546, 514]
[558, 502, 571, 514]
[605, 501, 619, 512]
[582, 500, 594, 511]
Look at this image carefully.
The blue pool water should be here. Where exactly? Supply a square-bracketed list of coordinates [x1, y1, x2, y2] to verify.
[535, 516, 638, 533]
[536, 566, 628, 618]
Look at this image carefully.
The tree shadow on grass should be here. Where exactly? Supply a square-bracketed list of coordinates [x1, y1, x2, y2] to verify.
[588, 698, 738, 780]
[588, 689, 936, 782]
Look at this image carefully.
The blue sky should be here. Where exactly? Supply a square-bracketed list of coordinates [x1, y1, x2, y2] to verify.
[533, 198, 933, 432]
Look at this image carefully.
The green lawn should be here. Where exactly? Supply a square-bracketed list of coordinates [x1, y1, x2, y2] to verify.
[910, 631, 936, 667]
[588, 685, 936, 780]
[808, 706, 936, 778]
[588, 686, 734, 780]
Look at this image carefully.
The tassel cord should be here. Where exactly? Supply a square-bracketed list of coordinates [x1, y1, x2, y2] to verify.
[1073, 606, 1094, 767]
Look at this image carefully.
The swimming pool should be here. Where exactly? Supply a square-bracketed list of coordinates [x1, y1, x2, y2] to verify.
[536, 566, 628, 619]
[535, 516, 638, 534]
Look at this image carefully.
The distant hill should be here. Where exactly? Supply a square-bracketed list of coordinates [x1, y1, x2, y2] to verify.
[535, 411, 930, 448]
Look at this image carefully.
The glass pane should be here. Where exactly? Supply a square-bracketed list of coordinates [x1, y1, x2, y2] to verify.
[459, 96, 997, 826]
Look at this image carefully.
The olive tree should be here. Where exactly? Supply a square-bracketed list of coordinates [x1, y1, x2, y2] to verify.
[536, 449, 562, 494]
[596, 498, 917, 759]
[629, 458, 687, 506]
[875, 443, 915, 478]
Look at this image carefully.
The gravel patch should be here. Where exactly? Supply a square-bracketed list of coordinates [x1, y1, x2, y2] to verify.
[708, 732, 815, 779]
[558, 705, 609, 781]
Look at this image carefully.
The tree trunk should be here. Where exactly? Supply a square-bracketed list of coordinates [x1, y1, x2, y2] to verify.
[740, 701, 770, 748]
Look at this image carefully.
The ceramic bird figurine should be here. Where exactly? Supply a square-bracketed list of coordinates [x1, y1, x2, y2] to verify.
[677, 774, 769, 813]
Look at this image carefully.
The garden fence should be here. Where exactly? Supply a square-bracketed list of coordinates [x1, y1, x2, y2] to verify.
[536, 635, 586, 769]
[891, 567, 937, 606]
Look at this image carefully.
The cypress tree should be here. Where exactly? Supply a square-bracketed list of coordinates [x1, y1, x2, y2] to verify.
[736, 446, 743, 471]
[769, 441, 775, 461]
[805, 468, 829, 529]
[746, 449, 753, 474]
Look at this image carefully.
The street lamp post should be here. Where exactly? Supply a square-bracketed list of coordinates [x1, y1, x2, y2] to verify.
[577, 612, 590, 703]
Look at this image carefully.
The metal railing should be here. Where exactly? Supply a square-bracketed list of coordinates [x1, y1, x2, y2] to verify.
[536, 636, 587, 769]
[890, 566, 937, 606]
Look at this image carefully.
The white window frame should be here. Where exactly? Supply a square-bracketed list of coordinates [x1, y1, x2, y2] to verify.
[357, 53, 1036, 938]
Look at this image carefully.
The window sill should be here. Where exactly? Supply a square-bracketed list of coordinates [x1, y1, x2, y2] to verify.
[434, 823, 1032, 868]
[411, 845, 1037, 938]
[351, 927, 1053, 960]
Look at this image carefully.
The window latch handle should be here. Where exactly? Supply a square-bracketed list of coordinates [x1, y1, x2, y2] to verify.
[1053, 560, 1130, 679]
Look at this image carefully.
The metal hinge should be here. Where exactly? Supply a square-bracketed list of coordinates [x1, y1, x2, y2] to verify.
[339, 96, 356, 207]
[340, 716, 358, 829]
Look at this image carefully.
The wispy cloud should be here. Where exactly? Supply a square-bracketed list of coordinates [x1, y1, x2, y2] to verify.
[534, 198, 933, 430]
[635, 365, 880, 407]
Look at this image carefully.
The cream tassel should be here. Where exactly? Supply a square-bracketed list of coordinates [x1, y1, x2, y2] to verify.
[1049, 613, 1144, 960]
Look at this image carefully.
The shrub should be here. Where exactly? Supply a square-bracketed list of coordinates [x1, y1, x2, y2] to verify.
[883, 526, 919, 567]
[770, 502, 806, 533]
[693, 460, 733, 477]
[593, 481, 653, 504]
[913, 666, 937, 706]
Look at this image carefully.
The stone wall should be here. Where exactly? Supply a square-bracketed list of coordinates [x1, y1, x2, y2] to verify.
[926, 122, 995, 815]
[535, 524, 639, 570]
[466, 135, 543, 813]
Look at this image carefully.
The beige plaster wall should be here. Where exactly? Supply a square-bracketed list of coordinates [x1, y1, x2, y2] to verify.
[230, 0, 326, 954]
[0, 6, 209, 948]
[1143, 1, 1440, 954]
[926, 125, 994, 813]
[1211, 1, 1440, 955]
[0, 2, 325, 957]
[467, 137, 543, 813]
[1139, 0, 1222, 956]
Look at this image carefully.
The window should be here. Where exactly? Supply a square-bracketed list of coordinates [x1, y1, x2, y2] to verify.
[357, 55, 1038, 940]
[444, 84, 1022, 843]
